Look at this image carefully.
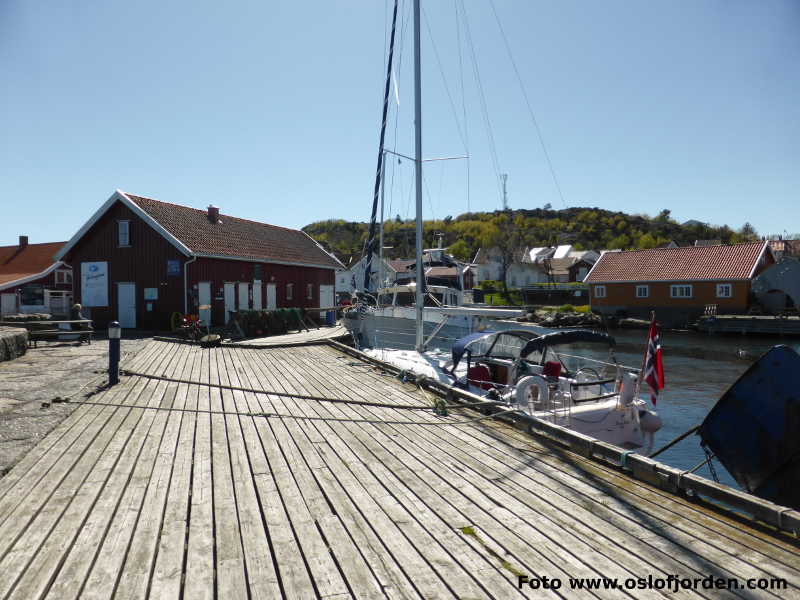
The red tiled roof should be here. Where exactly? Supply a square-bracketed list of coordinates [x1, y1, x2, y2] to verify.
[425, 266, 459, 278]
[388, 259, 415, 272]
[124, 193, 342, 269]
[0, 242, 65, 287]
[584, 242, 768, 283]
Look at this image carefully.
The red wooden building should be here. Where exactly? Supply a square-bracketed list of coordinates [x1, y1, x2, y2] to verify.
[55, 190, 343, 329]
[0, 237, 72, 317]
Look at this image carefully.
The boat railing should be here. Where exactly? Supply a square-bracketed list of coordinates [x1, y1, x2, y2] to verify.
[552, 351, 639, 374]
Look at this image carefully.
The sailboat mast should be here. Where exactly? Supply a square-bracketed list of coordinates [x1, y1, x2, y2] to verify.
[413, 0, 424, 351]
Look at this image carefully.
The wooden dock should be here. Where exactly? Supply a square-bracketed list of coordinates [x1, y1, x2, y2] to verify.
[696, 314, 800, 336]
[0, 339, 798, 598]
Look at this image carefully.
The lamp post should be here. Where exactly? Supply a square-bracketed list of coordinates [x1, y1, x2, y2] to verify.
[108, 321, 121, 386]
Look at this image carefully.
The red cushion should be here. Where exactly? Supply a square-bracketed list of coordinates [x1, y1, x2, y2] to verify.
[467, 365, 493, 390]
[543, 361, 562, 378]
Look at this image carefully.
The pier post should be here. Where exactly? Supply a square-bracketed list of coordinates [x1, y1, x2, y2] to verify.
[108, 321, 120, 386]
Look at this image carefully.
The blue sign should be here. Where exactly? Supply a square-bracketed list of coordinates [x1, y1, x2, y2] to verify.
[167, 259, 181, 276]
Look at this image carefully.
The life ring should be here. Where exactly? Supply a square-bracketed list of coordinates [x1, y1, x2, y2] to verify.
[515, 376, 549, 411]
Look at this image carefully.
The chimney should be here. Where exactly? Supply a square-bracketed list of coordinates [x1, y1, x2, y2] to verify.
[19, 235, 28, 249]
[207, 205, 220, 223]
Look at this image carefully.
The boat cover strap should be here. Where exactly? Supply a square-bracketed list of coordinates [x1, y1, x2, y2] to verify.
[572, 391, 618, 404]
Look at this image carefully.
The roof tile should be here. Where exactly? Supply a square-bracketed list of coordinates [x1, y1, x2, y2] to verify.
[585, 242, 767, 283]
[124, 193, 342, 269]
[0, 242, 65, 287]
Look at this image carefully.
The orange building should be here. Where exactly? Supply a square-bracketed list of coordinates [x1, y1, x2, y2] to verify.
[584, 241, 774, 326]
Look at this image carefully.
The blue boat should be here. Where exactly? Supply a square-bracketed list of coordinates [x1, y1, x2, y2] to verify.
[698, 345, 800, 509]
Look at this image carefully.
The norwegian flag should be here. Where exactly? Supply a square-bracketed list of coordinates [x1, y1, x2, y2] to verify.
[643, 315, 665, 404]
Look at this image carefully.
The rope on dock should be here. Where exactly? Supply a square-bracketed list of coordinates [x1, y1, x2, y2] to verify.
[648, 424, 701, 458]
[121, 368, 505, 413]
[61, 398, 520, 427]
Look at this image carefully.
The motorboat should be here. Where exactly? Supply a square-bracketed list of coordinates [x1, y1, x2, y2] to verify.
[367, 328, 663, 451]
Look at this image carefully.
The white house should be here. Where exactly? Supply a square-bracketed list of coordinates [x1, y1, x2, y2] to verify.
[335, 253, 400, 295]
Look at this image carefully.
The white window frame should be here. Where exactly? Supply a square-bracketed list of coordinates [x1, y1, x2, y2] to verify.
[118, 220, 130, 247]
[635, 285, 649, 298]
[55, 269, 72, 285]
[716, 283, 732, 298]
[670, 284, 693, 298]
[593, 285, 606, 298]
[306, 283, 313, 300]
[286, 283, 293, 301]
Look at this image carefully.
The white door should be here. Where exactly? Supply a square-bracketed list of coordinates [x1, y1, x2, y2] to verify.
[117, 283, 136, 328]
[238, 282, 249, 311]
[319, 284, 334, 319]
[252, 281, 262, 310]
[198, 282, 212, 325]
[266, 283, 276, 310]
[1, 293, 17, 316]
[224, 283, 236, 323]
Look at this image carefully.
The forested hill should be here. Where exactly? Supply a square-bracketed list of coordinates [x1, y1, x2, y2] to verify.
[302, 207, 758, 263]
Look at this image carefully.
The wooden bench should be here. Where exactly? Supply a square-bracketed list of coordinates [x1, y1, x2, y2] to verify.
[0, 320, 94, 348]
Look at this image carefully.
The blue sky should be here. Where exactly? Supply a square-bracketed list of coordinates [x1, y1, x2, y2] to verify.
[1, 0, 798, 247]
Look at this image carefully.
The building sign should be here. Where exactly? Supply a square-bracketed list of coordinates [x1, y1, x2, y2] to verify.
[81, 262, 108, 307]
[167, 260, 181, 277]
[144, 288, 158, 300]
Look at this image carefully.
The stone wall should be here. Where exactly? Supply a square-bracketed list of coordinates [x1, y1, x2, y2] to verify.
[0, 327, 28, 363]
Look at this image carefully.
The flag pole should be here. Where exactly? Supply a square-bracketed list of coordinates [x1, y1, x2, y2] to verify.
[634, 310, 655, 400]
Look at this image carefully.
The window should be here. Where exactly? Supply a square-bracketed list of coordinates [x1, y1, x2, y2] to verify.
[716, 283, 732, 298]
[307, 283, 313, 300]
[118, 221, 130, 246]
[593, 285, 606, 298]
[55, 269, 72, 285]
[635, 285, 649, 298]
[21, 284, 44, 306]
[286, 283, 293, 300]
[670, 284, 693, 298]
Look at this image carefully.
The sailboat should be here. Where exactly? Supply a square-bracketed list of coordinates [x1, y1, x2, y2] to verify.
[344, 0, 662, 451]
[342, 0, 530, 352]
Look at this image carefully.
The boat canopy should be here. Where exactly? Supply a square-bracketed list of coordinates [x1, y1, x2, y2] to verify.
[520, 330, 616, 358]
[451, 329, 540, 371]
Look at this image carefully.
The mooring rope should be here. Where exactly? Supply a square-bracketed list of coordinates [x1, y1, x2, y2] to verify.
[120, 368, 457, 411]
[61, 398, 519, 427]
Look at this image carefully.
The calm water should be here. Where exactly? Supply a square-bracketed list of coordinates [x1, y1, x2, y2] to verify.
[592, 329, 800, 489]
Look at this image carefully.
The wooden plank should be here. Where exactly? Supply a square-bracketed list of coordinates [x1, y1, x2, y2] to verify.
[147, 343, 204, 599]
[264, 346, 628, 600]
[212, 346, 284, 599]
[0, 340, 162, 504]
[77, 343, 191, 600]
[244, 347, 485, 599]
[219, 346, 352, 599]
[0, 342, 187, 600]
[45, 343, 196, 600]
[303, 345, 795, 597]
[112, 343, 199, 600]
[230, 347, 428, 599]
[183, 346, 215, 600]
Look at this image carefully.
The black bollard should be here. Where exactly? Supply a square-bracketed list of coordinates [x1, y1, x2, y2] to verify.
[108, 321, 121, 386]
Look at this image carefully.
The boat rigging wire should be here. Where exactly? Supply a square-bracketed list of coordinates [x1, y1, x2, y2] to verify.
[363, 0, 400, 290]
[488, 0, 568, 209]
[457, 0, 504, 207]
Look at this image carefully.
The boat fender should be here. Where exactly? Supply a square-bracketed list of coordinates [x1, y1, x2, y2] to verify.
[514, 376, 548, 409]
[619, 371, 637, 405]
[639, 410, 662, 434]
